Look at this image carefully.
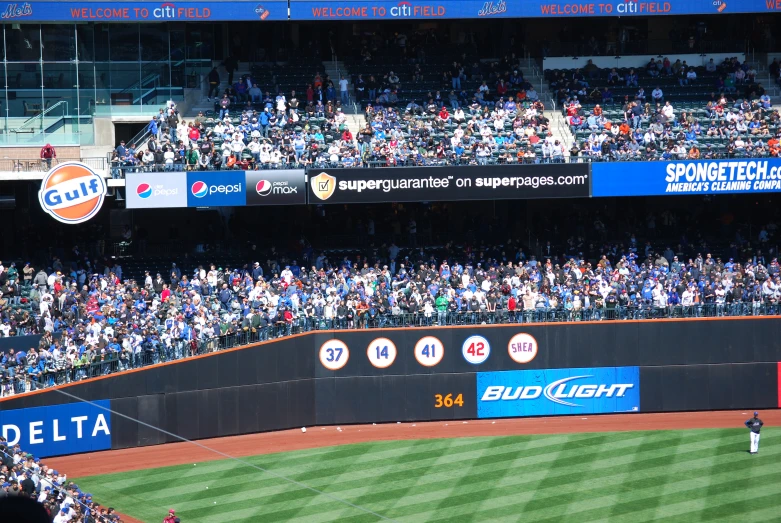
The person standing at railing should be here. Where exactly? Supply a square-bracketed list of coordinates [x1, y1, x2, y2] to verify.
[39, 143, 56, 170]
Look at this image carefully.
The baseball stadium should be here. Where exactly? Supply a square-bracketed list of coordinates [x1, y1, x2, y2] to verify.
[1, 0, 781, 521]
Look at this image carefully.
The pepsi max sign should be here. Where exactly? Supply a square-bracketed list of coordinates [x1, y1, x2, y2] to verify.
[245, 169, 307, 206]
[125, 172, 187, 209]
[186, 171, 245, 207]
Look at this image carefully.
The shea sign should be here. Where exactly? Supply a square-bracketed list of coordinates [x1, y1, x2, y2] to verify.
[0, 400, 112, 457]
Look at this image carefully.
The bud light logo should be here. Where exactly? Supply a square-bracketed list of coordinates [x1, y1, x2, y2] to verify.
[256, 179, 273, 196]
[191, 181, 209, 198]
[477, 367, 640, 418]
[38, 162, 107, 225]
[136, 183, 153, 199]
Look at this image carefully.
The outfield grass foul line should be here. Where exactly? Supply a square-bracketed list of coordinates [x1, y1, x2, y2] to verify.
[48, 386, 400, 522]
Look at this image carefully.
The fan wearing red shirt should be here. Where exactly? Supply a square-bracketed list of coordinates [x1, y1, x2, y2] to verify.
[160, 284, 171, 303]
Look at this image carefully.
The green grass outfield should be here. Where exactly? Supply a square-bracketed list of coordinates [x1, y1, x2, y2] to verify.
[75, 428, 780, 523]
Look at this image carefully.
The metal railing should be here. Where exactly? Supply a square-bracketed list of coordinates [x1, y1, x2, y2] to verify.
[2, 303, 779, 398]
[0, 156, 107, 173]
[11, 101, 69, 135]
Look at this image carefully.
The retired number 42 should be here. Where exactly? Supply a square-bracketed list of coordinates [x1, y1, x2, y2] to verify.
[434, 393, 464, 408]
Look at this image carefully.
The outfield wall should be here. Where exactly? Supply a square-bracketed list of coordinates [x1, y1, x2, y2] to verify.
[1, 318, 779, 457]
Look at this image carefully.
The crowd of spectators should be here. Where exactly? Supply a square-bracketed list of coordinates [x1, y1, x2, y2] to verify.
[553, 56, 781, 161]
[110, 79, 359, 175]
[1, 217, 780, 396]
[564, 96, 780, 161]
[0, 436, 126, 522]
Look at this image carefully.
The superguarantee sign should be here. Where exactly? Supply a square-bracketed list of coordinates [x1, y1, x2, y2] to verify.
[309, 165, 590, 204]
[592, 158, 781, 197]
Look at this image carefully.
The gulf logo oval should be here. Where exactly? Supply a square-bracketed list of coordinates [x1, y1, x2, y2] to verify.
[256, 179, 273, 196]
[191, 181, 208, 198]
[136, 183, 152, 199]
[38, 162, 107, 224]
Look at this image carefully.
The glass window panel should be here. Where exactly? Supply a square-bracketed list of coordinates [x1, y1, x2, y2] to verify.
[41, 24, 75, 61]
[5, 24, 41, 62]
[108, 24, 138, 61]
[76, 24, 95, 62]
[139, 23, 167, 62]
[93, 23, 110, 62]
[6, 62, 42, 118]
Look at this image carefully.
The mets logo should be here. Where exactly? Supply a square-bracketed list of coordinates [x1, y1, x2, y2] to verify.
[255, 179, 273, 196]
[255, 4, 270, 19]
[38, 162, 107, 224]
[136, 183, 152, 199]
[311, 172, 335, 201]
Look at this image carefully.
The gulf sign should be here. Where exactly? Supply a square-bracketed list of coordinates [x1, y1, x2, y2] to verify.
[38, 162, 107, 224]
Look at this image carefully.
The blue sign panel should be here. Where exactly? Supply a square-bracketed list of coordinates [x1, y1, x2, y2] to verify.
[186, 171, 246, 207]
[592, 159, 781, 197]
[289, 0, 777, 20]
[0, 1, 287, 22]
[0, 400, 112, 458]
[477, 367, 640, 418]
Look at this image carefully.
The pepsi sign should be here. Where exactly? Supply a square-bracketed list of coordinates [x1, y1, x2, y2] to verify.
[185, 171, 245, 207]
[125, 172, 188, 209]
[38, 162, 107, 224]
[245, 169, 307, 206]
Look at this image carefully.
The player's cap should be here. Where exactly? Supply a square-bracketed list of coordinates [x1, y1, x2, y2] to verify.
[754, 411, 758, 416]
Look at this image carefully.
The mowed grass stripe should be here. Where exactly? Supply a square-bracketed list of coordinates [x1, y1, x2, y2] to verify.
[78, 428, 741, 519]
[74, 429, 780, 523]
[404, 454, 781, 523]
[466, 441, 781, 523]
[323, 429, 736, 510]
[376, 431, 777, 520]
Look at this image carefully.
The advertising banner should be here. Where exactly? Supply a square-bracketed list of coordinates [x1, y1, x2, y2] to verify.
[245, 169, 307, 206]
[0, 1, 288, 21]
[125, 172, 188, 209]
[476, 366, 640, 418]
[309, 164, 590, 204]
[592, 158, 781, 197]
[38, 162, 107, 225]
[289, 0, 774, 20]
[186, 171, 245, 207]
[0, 400, 112, 458]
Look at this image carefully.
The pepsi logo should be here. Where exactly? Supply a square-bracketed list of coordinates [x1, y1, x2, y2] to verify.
[255, 179, 273, 196]
[136, 183, 152, 199]
[38, 162, 107, 224]
[191, 181, 208, 198]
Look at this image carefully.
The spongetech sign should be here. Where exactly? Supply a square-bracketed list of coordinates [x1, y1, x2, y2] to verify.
[0, 400, 112, 457]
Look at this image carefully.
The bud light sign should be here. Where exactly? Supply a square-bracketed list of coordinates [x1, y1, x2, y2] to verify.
[477, 367, 640, 418]
[0, 400, 112, 457]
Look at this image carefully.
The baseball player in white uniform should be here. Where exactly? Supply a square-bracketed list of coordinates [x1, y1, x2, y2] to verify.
[745, 412, 763, 454]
